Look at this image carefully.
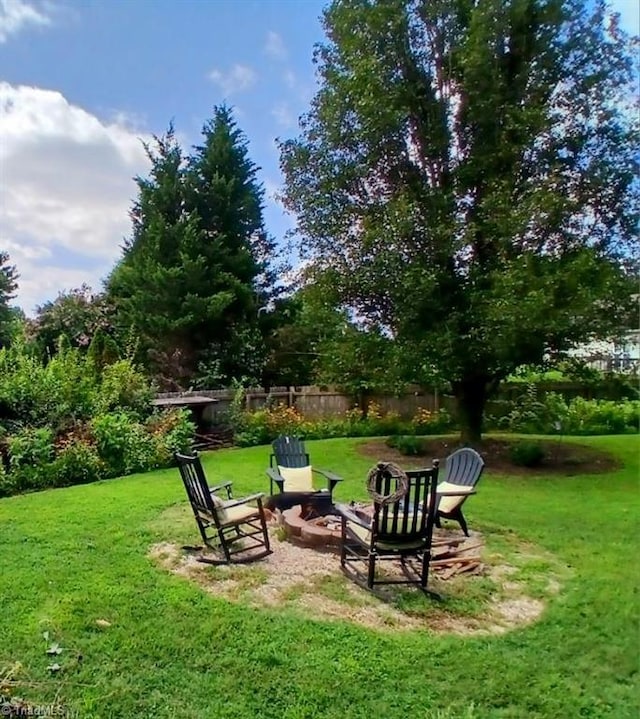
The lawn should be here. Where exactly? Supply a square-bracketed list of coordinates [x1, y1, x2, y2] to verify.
[0, 435, 638, 718]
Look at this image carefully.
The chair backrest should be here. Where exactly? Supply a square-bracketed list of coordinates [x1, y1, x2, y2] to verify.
[371, 465, 439, 543]
[175, 452, 217, 519]
[443, 448, 484, 488]
[270, 435, 310, 469]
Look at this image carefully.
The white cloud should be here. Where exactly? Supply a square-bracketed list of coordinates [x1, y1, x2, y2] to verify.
[283, 69, 296, 90]
[207, 63, 256, 96]
[265, 30, 287, 60]
[0, 0, 50, 42]
[271, 102, 295, 129]
[0, 82, 151, 314]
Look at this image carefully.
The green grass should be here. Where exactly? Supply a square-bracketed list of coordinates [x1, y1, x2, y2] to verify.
[1, 435, 639, 718]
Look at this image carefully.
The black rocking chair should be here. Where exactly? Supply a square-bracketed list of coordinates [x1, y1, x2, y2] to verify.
[335, 461, 440, 590]
[175, 452, 271, 565]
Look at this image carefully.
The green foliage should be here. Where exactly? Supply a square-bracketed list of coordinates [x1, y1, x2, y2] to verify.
[51, 440, 105, 487]
[91, 413, 156, 478]
[146, 409, 197, 465]
[280, 0, 639, 442]
[232, 401, 453, 447]
[108, 109, 276, 387]
[499, 386, 639, 435]
[0, 456, 13, 497]
[94, 360, 155, 417]
[386, 435, 424, 456]
[509, 441, 546, 468]
[87, 329, 121, 375]
[7, 427, 55, 492]
[0, 340, 92, 429]
[0, 251, 18, 349]
[31, 284, 115, 357]
[0, 340, 194, 496]
[412, 407, 454, 435]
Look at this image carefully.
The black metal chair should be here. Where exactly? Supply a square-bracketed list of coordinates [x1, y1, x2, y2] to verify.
[175, 452, 271, 565]
[335, 461, 440, 590]
[435, 448, 484, 536]
[266, 435, 342, 499]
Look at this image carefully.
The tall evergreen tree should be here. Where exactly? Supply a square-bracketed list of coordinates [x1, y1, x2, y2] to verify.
[281, 0, 639, 441]
[109, 110, 275, 386]
[0, 252, 19, 349]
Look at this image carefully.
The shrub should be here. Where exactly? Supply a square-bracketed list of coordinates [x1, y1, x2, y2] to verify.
[0, 458, 14, 497]
[499, 386, 568, 434]
[147, 409, 196, 464]
[509, 441, 546, 467]
[94, 360, 155, 418]
[412, 407, 454, 435]
[500, 386, 639, 436]
[91, 412, 157, 477]
[386, 435, 425, 456]
[51, 440, 104, 487]
[7, 427, 56, 491]
[563, 397, 639, 435]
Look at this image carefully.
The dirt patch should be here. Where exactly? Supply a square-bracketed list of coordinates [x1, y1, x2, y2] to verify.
[149, 523, 570, 636]
[356, 437, 620, 475]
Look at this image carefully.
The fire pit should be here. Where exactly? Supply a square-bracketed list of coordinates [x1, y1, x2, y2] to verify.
[275, 492, 343, 548]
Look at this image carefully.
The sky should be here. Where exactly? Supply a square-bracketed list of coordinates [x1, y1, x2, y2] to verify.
[0, 0, 638, 316]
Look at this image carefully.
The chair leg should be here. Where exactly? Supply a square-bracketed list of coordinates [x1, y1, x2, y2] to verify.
[219, 530, 233, 563]
[261, 513, 271, 552]
[455, 508, 469, 537]
[195, 517, 209, 546]
[367, 552, 376, 588]
[421, 551, 430, 588]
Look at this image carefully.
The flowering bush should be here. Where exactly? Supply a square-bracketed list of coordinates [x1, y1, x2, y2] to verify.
[412, 407, 454, 434]
[232, 402, 453, 447]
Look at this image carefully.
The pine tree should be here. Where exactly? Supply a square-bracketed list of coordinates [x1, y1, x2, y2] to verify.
[108, 110, 275, 386]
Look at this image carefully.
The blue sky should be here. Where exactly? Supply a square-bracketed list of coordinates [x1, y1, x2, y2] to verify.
[0, 0, 638, 314]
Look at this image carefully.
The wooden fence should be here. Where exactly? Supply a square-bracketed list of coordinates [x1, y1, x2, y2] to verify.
[155, 377, 634, 427]
[155, 385, 448, 423]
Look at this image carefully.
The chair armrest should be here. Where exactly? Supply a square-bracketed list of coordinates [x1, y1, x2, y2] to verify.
[334, 503, 371, 529]
[436, 490, 477, 497]
[209, 481, 233, 494]
[313, 468, 343, 483]
[224, 492, 266, 509]
[266, 467, 285, 494]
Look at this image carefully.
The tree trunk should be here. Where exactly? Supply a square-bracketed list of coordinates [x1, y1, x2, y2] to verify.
[452, 378, 488, 445]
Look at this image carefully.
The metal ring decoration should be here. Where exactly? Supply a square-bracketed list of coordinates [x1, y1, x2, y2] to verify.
[366, 462, 409, 505]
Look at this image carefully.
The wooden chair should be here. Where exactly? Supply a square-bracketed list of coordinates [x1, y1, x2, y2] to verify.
[335, 461, 440, 590]
[175, 452, 271, 565]
[266, 435, 342, 499]
[436, 448, 485, 536]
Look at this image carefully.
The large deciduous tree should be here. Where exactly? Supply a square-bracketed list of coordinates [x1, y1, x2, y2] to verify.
[108, 108, 276, 387]
[32, 285, 114, 358]
[280, 0, 639, 441]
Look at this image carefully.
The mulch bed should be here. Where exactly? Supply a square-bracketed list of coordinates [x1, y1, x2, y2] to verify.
[357, 437, 620, 475]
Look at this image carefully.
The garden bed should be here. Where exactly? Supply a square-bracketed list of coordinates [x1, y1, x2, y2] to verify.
[357, 437, 621, 475]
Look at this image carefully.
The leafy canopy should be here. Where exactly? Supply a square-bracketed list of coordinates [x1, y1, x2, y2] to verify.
[280, 0, 639, 440]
